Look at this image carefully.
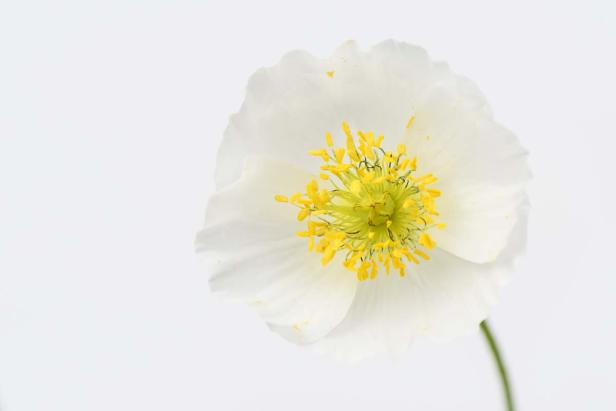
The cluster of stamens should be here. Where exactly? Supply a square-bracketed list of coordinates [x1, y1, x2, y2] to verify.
[275, 120, 443, 281]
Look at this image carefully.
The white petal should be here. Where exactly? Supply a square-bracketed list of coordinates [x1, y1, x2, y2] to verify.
[312, 254, 505, 362]
[405, 84, 530, 263]
[214, 40, 438, 189]
[313, 207, 528, 362]
[196, 155, 358, 343]
[204, 40, 531, 359]
[215, 49, 336, 188]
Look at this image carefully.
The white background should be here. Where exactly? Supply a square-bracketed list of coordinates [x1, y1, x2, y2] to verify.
[1, 0, 615, 410]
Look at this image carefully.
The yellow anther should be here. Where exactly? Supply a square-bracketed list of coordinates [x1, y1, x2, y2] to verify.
[346, 137, 360, 162]
[342, 121, 352, 138]
[341, 122, 361, 162]
[370, 260, 378, 279]
[406, 115, 415, 129]
[326, 70, 335, 78]
[297, 198, 313, 206]
[308, 237, 315, 251]
[383, 152, 395, 164]
[334, 147, 346, 163]
[297, 208, 310, 221]
[307, 221, 317, 235]
[321, 164, 351, 174]
[318, 189, 330, 203]
[419, 233, 436, 249]
[306, 179, 319, 196]
[403, 249, 420, 264]
[383, 255, 391, 274]
[315, 238, 329, 252]
[421, 194, 438, 215]
[275, 120, 443, 282]
[357, 261, 371, 281]
[390, 256, 406, 276]
[309, 149, 330, 162]
[416, 174, 437, 186]
[414, 249, 431, 260]
[325, 132, 334, 147]
[365, 131, 375, 145]
[321, 248, 336, 265]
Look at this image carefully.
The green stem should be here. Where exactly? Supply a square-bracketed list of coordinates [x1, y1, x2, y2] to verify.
[480, 320, 515, 411]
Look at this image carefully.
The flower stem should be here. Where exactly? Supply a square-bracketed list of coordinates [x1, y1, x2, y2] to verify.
[480, 320, 515, 411]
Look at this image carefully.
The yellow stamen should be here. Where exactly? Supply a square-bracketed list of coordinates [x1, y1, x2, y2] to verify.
[309, 149, 330, 162]
[406, 115, 415, 129]
[297, 208, 310, 221]
[414, 249, 431, 260]
[334, 147, 346, 163]
[276, 121, 443, 282]
[428, 189, 441, 198]
[419, 233, 436, 249]
[325, 132, 334, 147]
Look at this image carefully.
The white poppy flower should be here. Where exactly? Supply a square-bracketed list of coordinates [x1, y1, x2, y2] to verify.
[196, 40, 530, 362]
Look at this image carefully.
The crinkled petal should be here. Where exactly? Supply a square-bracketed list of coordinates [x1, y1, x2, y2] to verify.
[203, 40, 531, 360]
[215, 39, 529, 264]
[215, 40, 436, 189]
[403, 84, 530, 263]
[196, 156, 358, 343]
[313, 205, 528, 362]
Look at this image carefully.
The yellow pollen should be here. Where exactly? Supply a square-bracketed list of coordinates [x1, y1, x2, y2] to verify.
[326, 70, 335, 78]
[406, 115, 415, 129]
[414, 249, 431, 260]
[297, 208, 310, 221]
[325, 132, 334, 147]
[309, 149, 330, 162]
[276, 121, 443, 282]
[419, 233, 436, 249]
[334, 147, 346, 163]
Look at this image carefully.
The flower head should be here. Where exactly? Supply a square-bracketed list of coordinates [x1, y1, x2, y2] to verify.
[279, 121, 442, 281]
[196, 40, 530, 361]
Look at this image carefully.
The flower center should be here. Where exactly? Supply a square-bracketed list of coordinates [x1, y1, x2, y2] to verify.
[275, 121, 443, 281]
